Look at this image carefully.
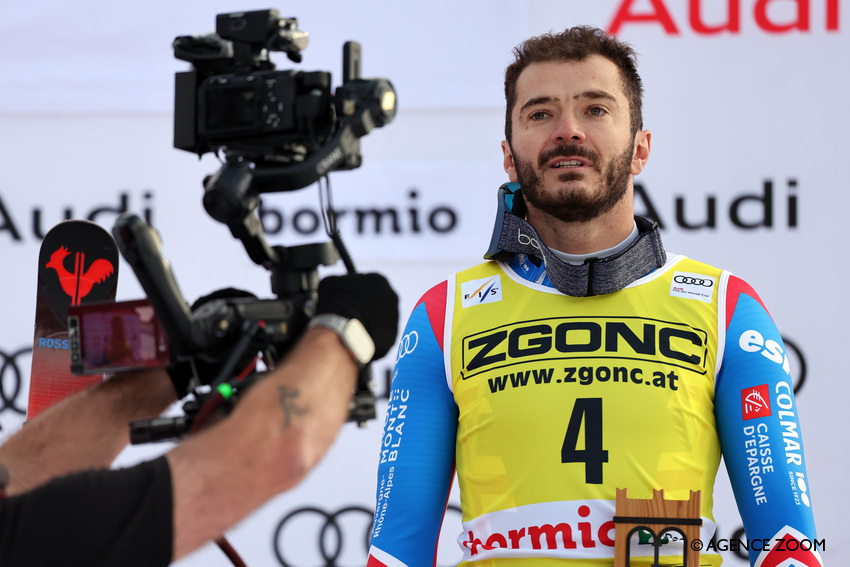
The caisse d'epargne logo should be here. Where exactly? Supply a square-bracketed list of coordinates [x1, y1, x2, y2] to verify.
[741, 384, 771, 420]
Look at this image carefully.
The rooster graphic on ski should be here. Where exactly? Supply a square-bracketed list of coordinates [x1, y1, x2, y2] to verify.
[28, 220, 119, 418]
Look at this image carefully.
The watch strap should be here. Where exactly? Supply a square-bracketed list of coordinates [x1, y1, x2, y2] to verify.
[308, 313, 375, 366]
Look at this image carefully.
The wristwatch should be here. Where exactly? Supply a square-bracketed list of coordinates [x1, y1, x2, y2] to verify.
[308, 313, 375, 366]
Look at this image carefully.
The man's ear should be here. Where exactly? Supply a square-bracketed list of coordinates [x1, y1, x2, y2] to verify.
[630, 129, 651, 176]
[502, 140, 519, 182]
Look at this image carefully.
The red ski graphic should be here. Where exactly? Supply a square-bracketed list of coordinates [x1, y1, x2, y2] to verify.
[44, 246, 114, 306]
[28, 220, 119, 419]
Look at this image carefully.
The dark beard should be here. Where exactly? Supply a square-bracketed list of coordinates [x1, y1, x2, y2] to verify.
[514, 143, 633, 223]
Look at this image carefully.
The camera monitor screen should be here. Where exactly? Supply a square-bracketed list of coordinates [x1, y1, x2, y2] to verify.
[69, 299, 170, 375]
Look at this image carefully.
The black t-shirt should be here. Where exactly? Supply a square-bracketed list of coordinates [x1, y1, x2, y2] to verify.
[0, 455, 173, 566]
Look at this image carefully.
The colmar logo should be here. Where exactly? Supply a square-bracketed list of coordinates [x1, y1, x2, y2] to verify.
[742, 384, 771, 420]
[461, 275, 502, 309]
[45, 246, 114, 306]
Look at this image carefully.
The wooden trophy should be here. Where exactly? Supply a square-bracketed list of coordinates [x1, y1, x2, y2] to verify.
[613, 488, 702, 567]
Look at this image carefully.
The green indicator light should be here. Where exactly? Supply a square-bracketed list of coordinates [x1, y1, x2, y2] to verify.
[217, 383, 234, 400]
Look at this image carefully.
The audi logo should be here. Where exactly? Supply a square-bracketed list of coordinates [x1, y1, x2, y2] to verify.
[395, 331, 419, 362]
[673, 275, 714, 287]
[783, 337, 807, 395]
[273, 505, 372, 567]
[0, 347, 31, 416]
[272, 504, 462, 567]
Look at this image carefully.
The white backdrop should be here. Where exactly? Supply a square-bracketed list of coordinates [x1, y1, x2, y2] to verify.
[1, 1, 847, 565]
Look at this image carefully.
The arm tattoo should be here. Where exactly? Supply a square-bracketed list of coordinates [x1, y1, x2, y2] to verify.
[277, 385, 309, 430]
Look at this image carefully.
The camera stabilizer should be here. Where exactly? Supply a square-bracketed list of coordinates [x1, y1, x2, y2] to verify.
[119, 9, 396, 445]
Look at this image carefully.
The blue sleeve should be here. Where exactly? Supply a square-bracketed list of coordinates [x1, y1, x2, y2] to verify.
[368, 283, 459, 567]
[715, 276, 822, 566]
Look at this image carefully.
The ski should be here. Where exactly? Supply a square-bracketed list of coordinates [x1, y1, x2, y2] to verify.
[27, 220, 119, 419]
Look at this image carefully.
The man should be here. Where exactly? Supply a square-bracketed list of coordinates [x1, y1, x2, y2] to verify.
[0, 273, 398, 566]
[367, 26, 820, 567]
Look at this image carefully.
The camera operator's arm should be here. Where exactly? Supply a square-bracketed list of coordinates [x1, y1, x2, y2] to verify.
[167, 273, 398, 560]
[0, 369, 177, 496]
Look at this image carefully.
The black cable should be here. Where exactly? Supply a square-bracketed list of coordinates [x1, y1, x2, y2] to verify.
[319, 175, 357, 274]
[215, 537, 247, 567]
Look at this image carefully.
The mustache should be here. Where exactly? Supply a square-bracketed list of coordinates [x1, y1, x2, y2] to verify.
[537, 144, 599, 169]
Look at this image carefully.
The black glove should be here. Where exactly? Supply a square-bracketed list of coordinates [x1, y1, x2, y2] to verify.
[316, 273, 399, 360]
[167, 287, 260, 398]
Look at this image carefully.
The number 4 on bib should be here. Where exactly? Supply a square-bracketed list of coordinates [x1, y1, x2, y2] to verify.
[562, 397, 608, 484]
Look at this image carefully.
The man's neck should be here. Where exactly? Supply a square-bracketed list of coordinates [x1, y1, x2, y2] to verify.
[550, 221, 639, 265]
[526, 199, 636, 255]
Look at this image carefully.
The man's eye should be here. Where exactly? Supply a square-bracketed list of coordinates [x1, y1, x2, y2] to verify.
[589, 106, 607, 116]
[529, 111, 548, 121]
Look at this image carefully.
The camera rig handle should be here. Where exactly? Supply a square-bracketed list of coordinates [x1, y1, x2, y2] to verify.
[112, 213, 338, 356]
[112, 214, 199, 356]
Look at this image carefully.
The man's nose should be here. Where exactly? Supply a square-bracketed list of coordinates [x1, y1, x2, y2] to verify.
[551, 114, 585, 144]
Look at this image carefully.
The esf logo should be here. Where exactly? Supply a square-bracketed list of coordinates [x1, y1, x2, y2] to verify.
[461, 317, 708, 379]
[738, 334, 810, 396]
[738, 329, 791, 377]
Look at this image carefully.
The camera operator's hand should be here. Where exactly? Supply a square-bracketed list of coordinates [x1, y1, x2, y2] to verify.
[314, 273, 399, 361]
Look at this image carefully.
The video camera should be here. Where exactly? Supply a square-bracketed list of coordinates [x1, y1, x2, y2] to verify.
[173, 8, 396, 197]
[78, 9, 396, 443]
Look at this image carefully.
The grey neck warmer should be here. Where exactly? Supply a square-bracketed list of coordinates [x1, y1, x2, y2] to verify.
[494, 214, 667, 297]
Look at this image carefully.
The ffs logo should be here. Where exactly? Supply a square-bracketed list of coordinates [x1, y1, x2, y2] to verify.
[461, 275, 502, 309]
[46, 246, 114, 306]
[741, 383, 771, 420]
[36, 220, 120, 332]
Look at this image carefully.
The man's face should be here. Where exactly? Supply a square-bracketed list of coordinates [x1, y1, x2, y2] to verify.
[502, 56, 650, 224]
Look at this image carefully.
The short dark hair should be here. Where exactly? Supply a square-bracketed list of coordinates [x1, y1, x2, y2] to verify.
[504, 25, 644, 143]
